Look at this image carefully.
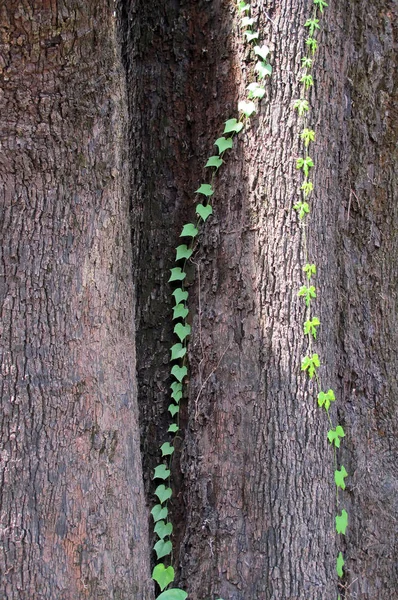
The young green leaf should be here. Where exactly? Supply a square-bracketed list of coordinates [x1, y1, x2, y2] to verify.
[244, 30, 259, 42]
[301, 180, 314, 197]
[314, 0, 328, 13]
[155, 483, 173, 503]
[255, 60, 272, 78]
[303, 317, 320, 339]
[171, 389, 182, 403]
[160, 442, 174, 457]
[167, 423, 179, 433]
[293, 201, 310, 220]
[154, 539, 173, 560]
[327, 425, 345, 448]
[306, 36, 318, 55]
[174, 322, 191, 342]
[170, 381, 182, 394]
[175, 244, 193, 261]
[170, 343, 186, 361]
[301, 353, 320, 379]
[196, 204, 213, 222]
[152, 564, 175, 591]
[172, 303, 189, 320]
[151, 504, 168, 522]
[238, 100, 256, 117]
[205, 156, 223, 169]
[301, 56, 313, 69]
[303, 263, 316, 280]
[171, 364, 187, 382]
[241, 16, 255, 27]
[304, 18, 320, 35]
[247, 82, 266, 99]
[298, 285, 316, 307]
[153, 464, 171, 480]
[336, 552, 344, 578]
[296, 156, 314, 177]
[300, 73, 314, 89]
[301, 128, 316, 147]
[180, 223, 198, 238]
[195, 183, 214, 197]
[172, 288, 188, 305]
[335, 465, 348, 490]
[154, 520, 173, 540]
[335, 509, 348, 535]
[294, 98, 309, 116]
[224, 118, 244, 134]
[238, 1, 250, 13]
[168, 404, 179, 417]
[254, 44, 270, 61]
[168, 268, 186, 283]
[215, 137, 233, 154]
[156, 589, 188, 600]
[317, 389, 336, 411]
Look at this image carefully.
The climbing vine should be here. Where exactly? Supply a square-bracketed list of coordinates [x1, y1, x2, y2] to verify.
[150, 2, 272, 598]
[293, 0, 348, 598]
[150, 1, 347, 598]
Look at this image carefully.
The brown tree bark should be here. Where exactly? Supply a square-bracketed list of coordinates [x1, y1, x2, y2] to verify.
[0, 2, 151, 598]
[129, 0, 398, 599]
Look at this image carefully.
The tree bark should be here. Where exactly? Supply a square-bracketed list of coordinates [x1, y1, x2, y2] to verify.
[129, 0, 398, 599]
[0, 2, 151, 598]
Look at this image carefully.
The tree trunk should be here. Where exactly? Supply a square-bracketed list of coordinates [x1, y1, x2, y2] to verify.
[0, 2, 151, 598]
[129, 0, 398, 599]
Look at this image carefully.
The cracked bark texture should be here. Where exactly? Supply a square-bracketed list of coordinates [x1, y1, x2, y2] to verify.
[0, 2, 151, 599]
[129, 0, 398, 599]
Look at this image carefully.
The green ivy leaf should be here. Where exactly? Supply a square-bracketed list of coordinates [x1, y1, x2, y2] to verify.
[296, 156, 314, 177]
[151, 504, 168, 522]
[215, 137, 233, 154]
[174, 322, 191, 342]
[241, 16, 255, 27]
[298, 285, 316, 307]
[196, 204, 213, 221]
[293, 200, 310, 220]
[301, 56, 313, 69]
[300, 73, 314, 89]
[154, 520, 173, 540]
[175, 244, 193, 261]
[247, 82, 266, 99]
[301, 128, 316, 147]
[224, 118, 244, 134]
[303, 317, 320, 339]
[153, 464, 171, 480]
[160, 442, 175, 458]
[317, 389, 336, 411]
[335, 509, 348, 535]
[154, 539, 173, 560]
[172, 304, 189, 320]
[303, 263, 316, 280]
[304, 18, 320, 35]
[180, 223, 198, 238]
[336, 552, 344, 578]
[170, 381, 182, 394]
[238, 100, 256, 117]
[172, 289, 188, 305]
[168, 404, 179, 417]
[195, 183, 214, 197]
[306, 36, 318, 55]
[156, 589, 188, 600]
[294, 98, 309, 116]
[254, 44, 270, 61]
[168, 268, 186, 283]
[171, 364, 187, 382]
[314, 0, 328, 13]
[244, 30, 259, 42]
[255, 60, 272, 78]
[152, 563, 175, 591]
[301, 353, 320, 379]
[301, 180, 314, 197]
[170, 343, 186, 361]
[335, 465, 348, 490]
[168, 423, 179, 433]
[171, 389, 182, 403]
[327, 425, 345, 448]
[155, 483, 173, 503]
[205, 156, 223, 169]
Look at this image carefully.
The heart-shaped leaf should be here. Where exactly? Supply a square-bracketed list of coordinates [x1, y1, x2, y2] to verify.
[174, 322, 191, 342]
[168, 268, 186, 282]
[173, 304, 189, 320]
[241, 16, 255, 27]
[153, 464, 171, 480]
[175, 244, 193, 261]
[255, 60, 272, 78]
[168, 404, 179, 417]
[170, 343, 186, 361]
[238, 100, 256, 117]
[171, 364, 187, 382]
[154, 520, 173, 540]
[168, 423, 179, 433]
[244, 30, 259, 42]
[335, 509, 348, 535]
[196, 204, 213, 222]
[155, 484, 172, 503]
[180, 223, 198, 238]
[170, 381, 182, 394]
[152, 563, 175, 591]
[247, 82, 266, 99]
[160, 442, 174, 458]
[171, 389, 182, 403]
[334, 466, 348, 490]
[254, 44, 270, 61]
[214, 137, 233, 154]
[151, 504, 168, 522]
[205, 156, 223, 169]
[156, 589, 188, 600]
[154, 539, 173, 560]
[195, 183, 214, 197]
[223, 118, 244, 134]
[172, 288, 188, 305]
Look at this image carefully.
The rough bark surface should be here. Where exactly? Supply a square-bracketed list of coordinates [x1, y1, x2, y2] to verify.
[0, 2, 151, 598]
[130, 0, 397, 599]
